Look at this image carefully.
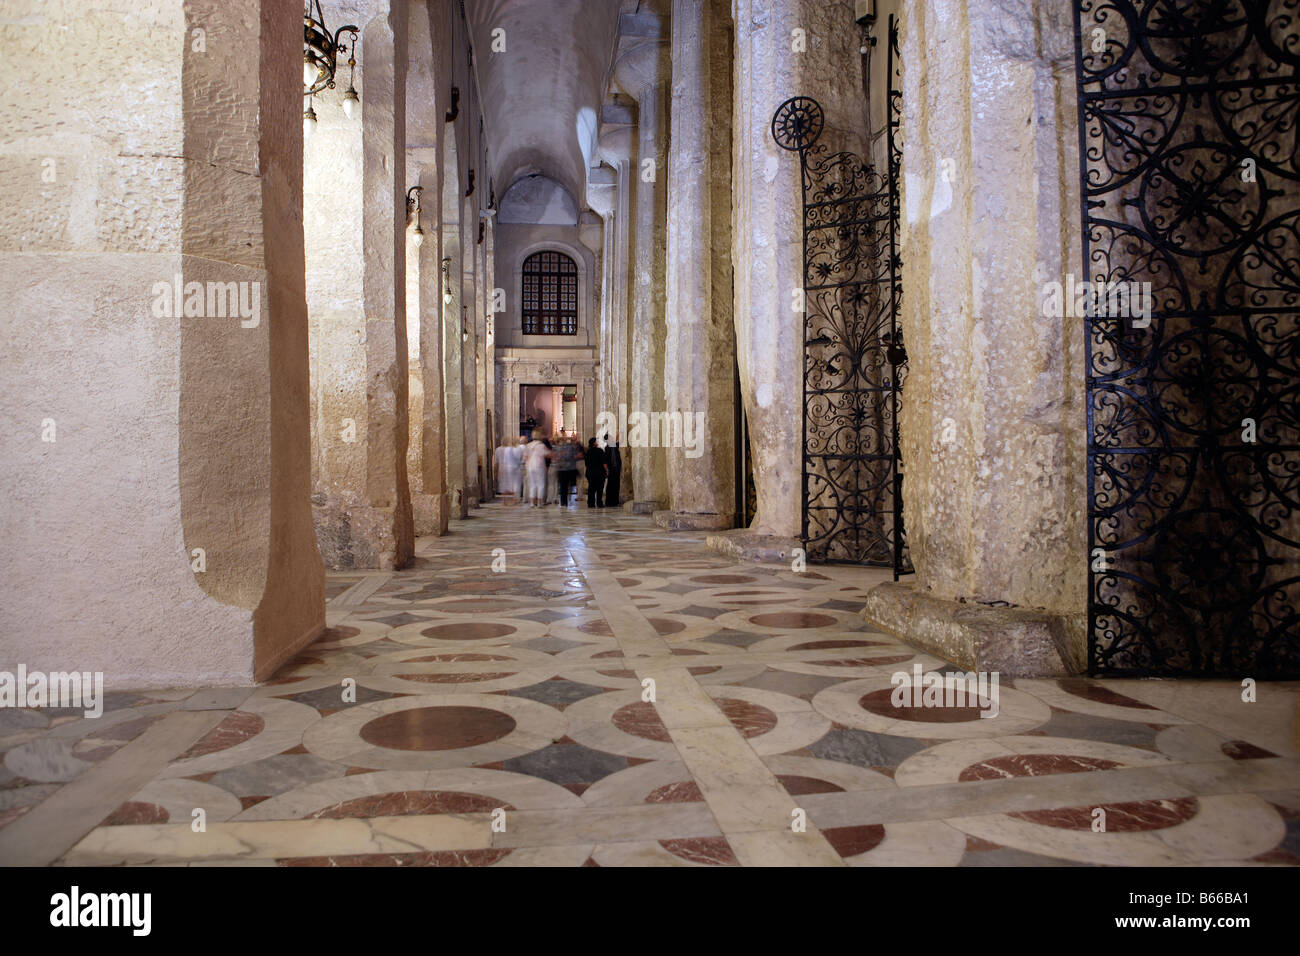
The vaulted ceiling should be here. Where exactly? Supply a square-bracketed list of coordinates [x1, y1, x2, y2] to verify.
[465, 0, 626, 209]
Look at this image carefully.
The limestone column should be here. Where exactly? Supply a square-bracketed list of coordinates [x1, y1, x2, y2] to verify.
[611, 15, 671, 514]
[407, 158, 448, 535]
[460, 197, 480, 506]
[727, 0, 866, 545]
[308, 1, 414, 570]
[861, 0, 1087, 675]
[0, 0, 323, 685]
[661, 0, 735, 531]
[442, 139, 467, 517]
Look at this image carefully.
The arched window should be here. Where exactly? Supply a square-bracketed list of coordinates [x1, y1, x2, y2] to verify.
[521, 251, 578, 335]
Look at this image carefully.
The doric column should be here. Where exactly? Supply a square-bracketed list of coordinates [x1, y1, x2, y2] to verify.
[661, 0, 735, 531]
[461, 198, 480, 507]
[308, 0, 414, 570]
[862, 0, 1086, 675]
[0, 0, 323, 684]
[614, 14, 671, 513]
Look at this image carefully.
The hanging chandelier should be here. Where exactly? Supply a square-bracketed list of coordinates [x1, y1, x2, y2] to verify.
[303, 0, 360, 138]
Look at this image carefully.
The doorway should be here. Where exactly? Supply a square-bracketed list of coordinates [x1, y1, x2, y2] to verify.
[519, 383, 577, 440]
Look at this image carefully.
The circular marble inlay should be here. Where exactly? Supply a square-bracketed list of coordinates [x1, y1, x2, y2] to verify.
[959, 753, 1118, 781]
[177, 711, 266, 759]
[646, 780, 704, 803]
[359, 706, 516, 751]
[612, 702, 671, 742]
[1014, 798, 1199, 832]
[419, 622, 517, 641]
[690, 574, 757, 585]
[790, 639, 886, 651]
[1057, 680, 1156, 709]
[102, 801, 170, 826]
[749, 611, 837, 629]
[859, 687, 987, 723]
[823, 824, 887, 857]
[310, 790, 512, 819]
[716, 699, 778, 738]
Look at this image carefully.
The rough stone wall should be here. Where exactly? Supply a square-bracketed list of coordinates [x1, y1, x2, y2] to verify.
[0, 0, 323, 686]
[895, 0, 1085, 641]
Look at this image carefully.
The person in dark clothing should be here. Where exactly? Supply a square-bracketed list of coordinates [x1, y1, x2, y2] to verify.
[585, 438, 606, 508]
[603, 433, 622, 508]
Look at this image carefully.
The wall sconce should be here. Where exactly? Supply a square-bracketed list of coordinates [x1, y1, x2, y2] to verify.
[465, 170, 475, 198]
[406, 186, 424, 247]
[442, 257, 453, 305]
[445, 87, 460, 123]
[303, 1, 360, 139]
[855, 0, 877, 23]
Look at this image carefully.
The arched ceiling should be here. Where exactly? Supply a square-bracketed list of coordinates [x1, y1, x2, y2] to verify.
[465, 0, 625, 208]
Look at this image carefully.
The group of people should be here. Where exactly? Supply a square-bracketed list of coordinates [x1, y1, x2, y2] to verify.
[493, 431, 623, 508]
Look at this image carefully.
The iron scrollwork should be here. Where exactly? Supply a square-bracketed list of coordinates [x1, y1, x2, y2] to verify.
[1074, 0, 1300, 676]
[773, 16, 910, 576]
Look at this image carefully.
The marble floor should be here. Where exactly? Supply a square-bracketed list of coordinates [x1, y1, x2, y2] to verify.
[2, 502, 1298, 867]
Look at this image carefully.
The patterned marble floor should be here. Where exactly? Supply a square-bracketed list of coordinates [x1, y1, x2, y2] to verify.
[2, 502, 1298, 866]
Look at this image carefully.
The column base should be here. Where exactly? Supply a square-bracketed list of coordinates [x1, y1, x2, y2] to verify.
[861, 581, 1086, 677]
[705, 529, 802, 565]
[312, 493, 406, 571]
[411, 493, 449, 537]
[623, 500, 658, 515]
[653, 510, 735, 532]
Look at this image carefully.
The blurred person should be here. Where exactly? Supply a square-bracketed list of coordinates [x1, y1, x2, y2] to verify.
[604, 432, 622, 508]
[585, 437, 606, 509]
[523, 430, 551, 507]
[556, 437, 580, 507]
[494, 438, 521, 504]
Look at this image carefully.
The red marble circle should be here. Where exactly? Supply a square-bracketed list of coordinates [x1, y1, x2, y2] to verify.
[310, 790, 513, 819]
[178, 711, 265, 759]
[418, 622, 517, 641]
[750, 611, 837, 628]
[859, 687, 987, 722]
[823, 824, 887, 857]
[645, 780, 705, 803]
[777, 775, 844, 796]
[690, 574, 758, 585]
[716, 698, 779, 738]
[790, 639, 885, 651]
[1056, 679, 1157, 709]
[959, 753, 1119, 782]
[102, 801, 170, 826]
[612, 701, 671, 742]
[659, 836, 739, 866]
[1012, 798, 1198, 832]
[359, 706, 516, 751]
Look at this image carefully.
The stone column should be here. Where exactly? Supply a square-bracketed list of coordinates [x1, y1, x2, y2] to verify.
[0, 0, 323, 685]
[309, 1, 414, 570]
[442, 134, 467, 517]
[408, 158, 448, 535]
[861, 0, 1087, 676]
[461, 198, 480, 507]
[724, 0, 866, 551]
[629, 80, 670, 512]
[660, 0, 735, 531]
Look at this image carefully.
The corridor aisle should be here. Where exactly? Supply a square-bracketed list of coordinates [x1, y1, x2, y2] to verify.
[2, 503, 1297, 866]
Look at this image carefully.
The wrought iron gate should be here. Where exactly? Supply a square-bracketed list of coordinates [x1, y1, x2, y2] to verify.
[772, 17, 910, 575]
[1075, 0, 1300, 676]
